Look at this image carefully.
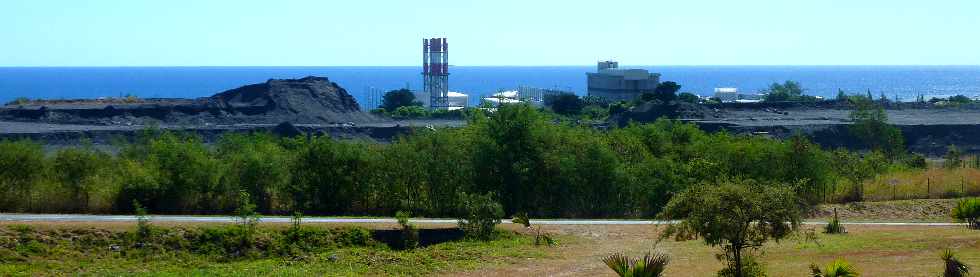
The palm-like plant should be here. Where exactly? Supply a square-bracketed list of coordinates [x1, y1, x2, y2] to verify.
[941, 249, 970, 277]
[602, 252, 669, 277]
[810, 258, 859, 277]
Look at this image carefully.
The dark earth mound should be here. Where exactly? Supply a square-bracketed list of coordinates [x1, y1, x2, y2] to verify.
[0, 76, 379, 125]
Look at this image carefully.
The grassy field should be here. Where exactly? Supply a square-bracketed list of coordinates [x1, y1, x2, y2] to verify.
[452, 224, 980, 277]
[0, 222, 554, 276]
[2, 198, 978, 277]
[661, 225, 979, 276]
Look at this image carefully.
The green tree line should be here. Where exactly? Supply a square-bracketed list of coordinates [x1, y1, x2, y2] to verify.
[0, 104, 911, 217]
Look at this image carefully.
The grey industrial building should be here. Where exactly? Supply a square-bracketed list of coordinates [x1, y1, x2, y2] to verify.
[586, 61, 661, 102]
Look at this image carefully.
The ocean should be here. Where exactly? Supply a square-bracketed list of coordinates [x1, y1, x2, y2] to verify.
[2, 66, 980, 108]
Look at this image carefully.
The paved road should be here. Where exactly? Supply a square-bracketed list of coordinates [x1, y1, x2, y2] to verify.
[0, 214, 965, 226]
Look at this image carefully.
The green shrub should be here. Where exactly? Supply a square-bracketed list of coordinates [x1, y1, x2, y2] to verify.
[0, 140, 45, 211]
[951, 198, 980, 229]
[456, 192, 504, 240]
[544, 93, 583, 115]
[678, 92, 700, 103]
[235, 191, 261, 250]
[395, 211, 419, 250]
[392, 105, 429, 119]
[824, 208, 846, 234]
[52, 147, 111, 211]
[217, 133, 291, 213]
[513, 212, 555, 246]
[810, 258, 859, 277]
[903, 153, 928, 169]
[945, 145, 964, 169]
[133, 200, 153, 242]
[602, 252, 669, 277]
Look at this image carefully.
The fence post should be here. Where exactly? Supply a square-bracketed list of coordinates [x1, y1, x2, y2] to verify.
[926, 178, 930, 199]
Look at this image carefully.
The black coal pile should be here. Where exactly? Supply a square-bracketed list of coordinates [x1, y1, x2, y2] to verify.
[0, 76, 380, 125]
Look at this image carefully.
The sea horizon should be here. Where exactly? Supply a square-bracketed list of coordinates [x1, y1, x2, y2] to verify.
[3, 65, 980, 108]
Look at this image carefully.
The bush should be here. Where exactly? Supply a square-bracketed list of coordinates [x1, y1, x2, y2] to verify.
[940, 249, 970, 277]
[810, 258, 859, 277]
[133, 200, 153, 242]
[678, 92, 699, 103]
[848, 97, 904, 158]
[945, 145, 964, 169]
[824, 208, 846, 234]
[581, 105, 609, 120]
[430, 108, 465, 119]
[0, 140, 45, 211]
[456, 192, 503, 240]
[903, 153, 928, 169]
[235, 191, 261, 250]
[544, 93, 584, 115]
[602, 252, 669, 277]
[951, 198, 980, 229]
[395, 211, 419, 249]
[217, 133, 291, 213]
[52, 147, 112, 211]
[392, 105, 429, 119]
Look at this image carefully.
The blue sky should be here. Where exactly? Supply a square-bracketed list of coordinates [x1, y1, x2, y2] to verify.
[1, 0, 978, 66]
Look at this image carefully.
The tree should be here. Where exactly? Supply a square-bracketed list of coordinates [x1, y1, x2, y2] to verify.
[948, 95, 973, 104]
[659, 179, 802, 277]
[0, 140, 45, 210]
[544, 93, 584, 115]
[763, 81, 805, 102]
[381, 89, 422, 111]
[53, 147, 109, 211]
[944, 145, 963, 169]
[472, 104, 550, 215]
[218, 133, 291, 213]
[848, 97, 904, 158]
[677, 92, 699, 103]
[650, 81, 681, 103]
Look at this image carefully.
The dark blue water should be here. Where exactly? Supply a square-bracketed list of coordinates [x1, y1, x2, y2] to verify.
[2, 66, 980, 108]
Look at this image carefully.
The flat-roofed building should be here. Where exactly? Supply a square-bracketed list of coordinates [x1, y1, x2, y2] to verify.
[587, 61, 661, 102]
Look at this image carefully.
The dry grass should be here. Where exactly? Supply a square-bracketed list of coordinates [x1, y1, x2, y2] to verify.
[859, 167, 980, 201]
[453, 224, 980, 277]
[809, 198, 960, 222]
